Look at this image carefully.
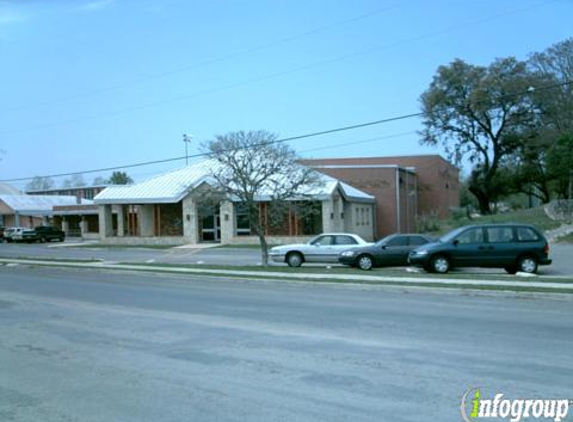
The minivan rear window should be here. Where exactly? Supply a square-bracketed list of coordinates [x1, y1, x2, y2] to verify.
[516, 227, 540, 241]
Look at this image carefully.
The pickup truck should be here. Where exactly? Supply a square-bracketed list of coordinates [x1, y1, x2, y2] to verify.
[34, 226, 66, 242]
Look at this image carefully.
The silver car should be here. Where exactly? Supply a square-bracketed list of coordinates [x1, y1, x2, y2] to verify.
[269, 233, 371, 267]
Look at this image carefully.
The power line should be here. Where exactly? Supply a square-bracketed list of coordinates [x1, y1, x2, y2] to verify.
[0, 0, 558, 137]
[0, 0, 417, 114]
[2, 78, 571, 184]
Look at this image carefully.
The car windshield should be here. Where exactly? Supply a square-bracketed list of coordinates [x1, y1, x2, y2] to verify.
[375, 235, 395, 246]
[439, 227, 467, 243]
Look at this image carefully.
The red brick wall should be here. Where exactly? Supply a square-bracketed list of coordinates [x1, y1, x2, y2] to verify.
[301, 155, 459, 238]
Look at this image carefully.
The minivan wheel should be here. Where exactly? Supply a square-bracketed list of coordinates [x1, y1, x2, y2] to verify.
[357, 255, 373, 271]
[431, 255, 450, 274]
[286, 252, 303, 268]
[517, 256, 538, 274]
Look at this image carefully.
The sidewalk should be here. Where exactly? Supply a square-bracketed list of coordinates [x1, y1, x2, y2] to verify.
[2, 257, 573, 293]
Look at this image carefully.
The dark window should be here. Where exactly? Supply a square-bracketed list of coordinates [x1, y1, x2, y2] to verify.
[516, 227, 540, 242]
[456, 228, 484, 244]
[486, 227, 514, 243]
[335, 235, 358, 245]
[387, 236, 408, 247]
[409, 236, 429, 246]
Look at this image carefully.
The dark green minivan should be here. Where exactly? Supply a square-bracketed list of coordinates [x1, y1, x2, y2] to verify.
[408, 224, 552, 274]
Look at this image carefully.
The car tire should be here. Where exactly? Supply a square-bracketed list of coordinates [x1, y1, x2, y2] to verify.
[431, 255, 450, 274]
[504, 265, 518, 275]
[286, 252, 303, 268]
[517, 256, 538, 274]
[357, 255, 373, 271]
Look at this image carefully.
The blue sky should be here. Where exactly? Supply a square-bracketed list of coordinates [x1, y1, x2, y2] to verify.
[0, 0, 571, 189]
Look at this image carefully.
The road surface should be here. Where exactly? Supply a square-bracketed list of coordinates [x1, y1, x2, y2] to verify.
[0, 265, 572, 421]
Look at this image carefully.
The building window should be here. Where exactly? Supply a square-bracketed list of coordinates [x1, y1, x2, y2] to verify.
[235, 204, 251, 236]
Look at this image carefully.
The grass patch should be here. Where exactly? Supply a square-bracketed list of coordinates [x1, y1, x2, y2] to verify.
[556, 233, 573, 243]
[431, 206, 561, 235]
[35, 263, 573, 294]
[116, 262, 573, 283]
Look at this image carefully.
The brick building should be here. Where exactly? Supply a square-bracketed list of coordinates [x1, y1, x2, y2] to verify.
[300, 155, 459, 238]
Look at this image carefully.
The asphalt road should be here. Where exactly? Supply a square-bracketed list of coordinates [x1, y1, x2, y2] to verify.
[1, 241, 572, 275]
[1, 266, 572, 422]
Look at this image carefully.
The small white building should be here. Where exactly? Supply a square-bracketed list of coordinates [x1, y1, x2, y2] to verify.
[93, 160, 376, 245]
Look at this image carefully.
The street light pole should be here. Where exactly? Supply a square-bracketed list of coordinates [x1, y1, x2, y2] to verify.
[183, 134, 192, 165]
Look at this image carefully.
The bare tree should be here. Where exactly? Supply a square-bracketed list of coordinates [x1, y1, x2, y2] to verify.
[61, 173, 86, 188]
[204, 130, 322, 265]
[26, 176, 55, 192]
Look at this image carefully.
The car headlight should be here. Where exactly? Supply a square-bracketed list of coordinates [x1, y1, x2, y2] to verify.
[340, 251, 356, 257]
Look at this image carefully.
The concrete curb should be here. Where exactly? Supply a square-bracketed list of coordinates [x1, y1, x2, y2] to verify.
[2, 258, 573, 292]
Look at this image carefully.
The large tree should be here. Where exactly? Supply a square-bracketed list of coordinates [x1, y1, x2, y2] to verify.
[505, 38, 573, 202]
[529, 37, 573, 134]
[204, 130, 321, 265]
[108, 171, 134, 185]
[420, 57, 539, 214]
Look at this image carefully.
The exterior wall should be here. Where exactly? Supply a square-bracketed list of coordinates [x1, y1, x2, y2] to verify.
[220, 200, 235, 244]
[344, 202, 375, 241]
[309, 165, 405, 237]
[139, 205, 154, 237]
[301, 155, 459, 237]
[182, 195, 199, 244]
[302, 155, 459, 217]
[98, 205, 114, 238]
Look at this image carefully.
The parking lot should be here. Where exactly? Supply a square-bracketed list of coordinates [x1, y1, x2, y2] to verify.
[0, 241, 571, 277]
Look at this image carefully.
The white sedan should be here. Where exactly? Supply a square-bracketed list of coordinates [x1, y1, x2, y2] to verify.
[269, 233, 371, 267]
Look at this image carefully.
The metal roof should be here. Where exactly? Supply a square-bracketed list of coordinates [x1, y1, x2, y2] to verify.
[0, 195, 94, 215]
[94, 159, 375, 205]
[0, 183, 22, 195]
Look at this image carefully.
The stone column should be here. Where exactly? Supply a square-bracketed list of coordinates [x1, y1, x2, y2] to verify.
[61, 217, 69, 235]
[115, 205, 125, 237]
[321, 199, 334, 233]
[139, 205, 154, 237]
[182, 195, 199, 244]
[79, 216, 88, 237]
[219, 201, 235, 244]
[98, 205, 113, 239]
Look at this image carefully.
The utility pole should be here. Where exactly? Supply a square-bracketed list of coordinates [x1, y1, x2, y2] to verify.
[183, 134, 192, 165]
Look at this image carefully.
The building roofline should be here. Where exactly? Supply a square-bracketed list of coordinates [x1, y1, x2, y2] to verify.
[310, 164, 416, 173]
[301, 154, 459, 170]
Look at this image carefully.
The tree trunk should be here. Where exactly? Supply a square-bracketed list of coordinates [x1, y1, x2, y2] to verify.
[258, 232, 269, 266]
[469, 185, 492, 215]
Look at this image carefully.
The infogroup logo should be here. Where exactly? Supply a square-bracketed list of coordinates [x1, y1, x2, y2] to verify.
[461, 388, 571, 422]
